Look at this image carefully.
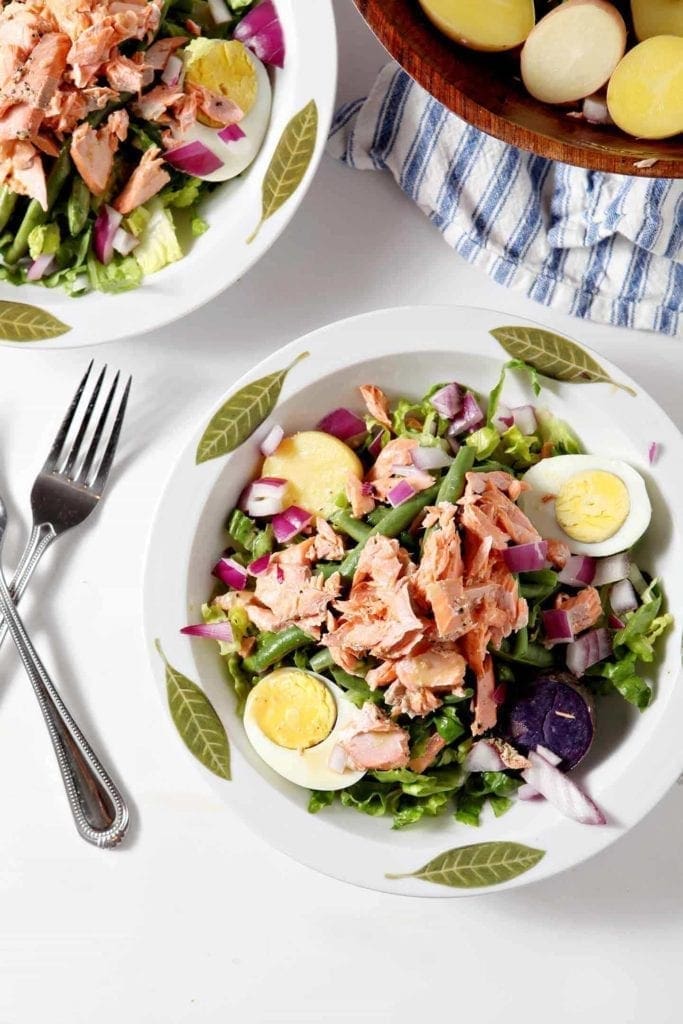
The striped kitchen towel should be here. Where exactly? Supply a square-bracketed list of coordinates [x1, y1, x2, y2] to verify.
[328, 64, 683, 336]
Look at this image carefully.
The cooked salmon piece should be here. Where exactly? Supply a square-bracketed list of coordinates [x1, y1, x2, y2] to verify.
[427, 580, 473, 640]
[355, 535, 412, 589]
[360, 384, 392, 430]
[0, 139, 47, 208]
[546, 539, 570, 570]
[471, 654, 497, 736]
[105, 49, 147, 92]
[145, 35, 187, 70]
[413, 503, 463, 603]
[489, 738, 530, 770]
[187, 82, 243, 126]
[460, 502, 510, 549]
[0, 32, 70, 116]
[460, 472, 540, 547]
[408, 732, 446, 774]
[0, 4, 52, 52]
[67, 23, 118, 88]
[0, 45, 23, 91]
[246, 562, 341, 640]
[0, 103, 44, 142]
[462, 532, 494, 583]
[385, 680, 443, 718]
[133, 83, 184, 122]
[371, 469, 434, 503]
[365, 660, 398, 689]
[556, 586, 603, 635]
[368, 437, 416, 481]
[462, 470, 527, 502]
[32, 134, 60, 157]
[313, 518, 346, 561]
[70, 109, 128, 196]
[336, 702, 410, 771]
[346, 472, 374, 518]
[43, 0, 92, 40]
[394, 645, 467, 692]
[113, 144, 169, 214]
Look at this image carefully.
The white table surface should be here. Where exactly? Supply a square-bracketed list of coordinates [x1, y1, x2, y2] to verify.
[2, 4, 682, 1022]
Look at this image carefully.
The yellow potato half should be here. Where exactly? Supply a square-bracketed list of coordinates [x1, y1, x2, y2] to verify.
[262, 431, 363, 518]
[607, 36, 683, 139]
[418, 0, 535, 52]
[631, 0, 683, 40]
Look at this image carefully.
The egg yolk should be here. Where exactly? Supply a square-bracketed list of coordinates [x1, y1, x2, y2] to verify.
[184, 39, 258, 127]
[250, 669, 336, 751]
[555, 470, 630, 543]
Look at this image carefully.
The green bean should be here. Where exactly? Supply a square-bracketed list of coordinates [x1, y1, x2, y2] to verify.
[366, 506, 390, 527]
[67, 177, 91, 237]
[0, 186, 18, 233]
[314, 561, 342, 581]
[512, 626, 528, 659]
[471, 460, 511, 474]
[330, 509, 372, 544]
[6, 147, 71, 264]
[242, 626, 312, 674]
[494, 643, 554, 669]
[436, 445, 476, 504]
[330, 668, 383, 705]
[339, 483, 439, 580]
[309, 648, 335, 673]
[519, 570, 559, 601]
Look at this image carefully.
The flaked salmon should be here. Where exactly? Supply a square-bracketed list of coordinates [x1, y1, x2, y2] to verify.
[556, 586, 603, 635]
[113, 144, 169, 214]
[360, 384, 392, 430]
[334, 702, 410, 772]
[70, 108, 128, 195]
[471, 654, 497, 736]
[408, 732, 446, 774]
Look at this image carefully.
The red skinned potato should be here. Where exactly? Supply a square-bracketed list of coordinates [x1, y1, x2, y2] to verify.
[506, 673, 595, 770]
[521, 0, 627, 104]
[418, 0, 535, 52]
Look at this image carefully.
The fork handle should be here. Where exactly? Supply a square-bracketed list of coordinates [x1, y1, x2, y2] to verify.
[0, 523, 56, 650]
[0, 569, 129, 848]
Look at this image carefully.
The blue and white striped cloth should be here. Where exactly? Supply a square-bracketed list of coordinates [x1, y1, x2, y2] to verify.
[328, 64, 683, 336]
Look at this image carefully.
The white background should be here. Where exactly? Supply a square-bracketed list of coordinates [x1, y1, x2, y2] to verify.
[1, 3, 682, 1021]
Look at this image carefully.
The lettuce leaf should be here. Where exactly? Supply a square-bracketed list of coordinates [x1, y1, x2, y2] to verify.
[392, 792, 450, 829]
[536, 408, 583, 456]
[308, 790, 335, 814]
[466, 426, 500, 460]
[487, 359, 541, 425]
[340, 779, 401, 817]
[87, 252, 143, 293]
[499, 425, 541, 468]
[614, 581, 673, 663]
[134, 199, 182, 275]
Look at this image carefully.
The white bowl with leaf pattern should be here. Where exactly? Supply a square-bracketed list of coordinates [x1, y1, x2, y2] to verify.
[0, 0, 336, 350]
[143, 305, 683, 896]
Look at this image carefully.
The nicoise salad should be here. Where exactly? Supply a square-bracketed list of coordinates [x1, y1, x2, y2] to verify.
[182, 365, 672, 831]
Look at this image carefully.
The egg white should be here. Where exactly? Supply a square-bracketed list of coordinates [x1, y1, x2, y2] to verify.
[519, 454, 652, 557]
[182, 51, 272, 183]
[243, 672, 365, 791]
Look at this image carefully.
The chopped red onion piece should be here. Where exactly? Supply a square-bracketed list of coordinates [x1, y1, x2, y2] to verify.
[367, 430, 384, 458]
[503, 540, 548, 573]
[610, 578, 638, 616]
[522, 750, 606, 825]
[208, 0, 232, 25]
[248, 553, 271, 576]
[492, 401, 514, 433]
[387, 479, 415, 507]
[213, 556, 248, 590]
[240, 477, 287, 517]
[161, 53, 184, 87]
[390, 464, 420, 477]
[317, 407, 367, 442]
[542, 608, 574, 645]
[27, 253, 56, 281]
[260, 423, 284, 457]
[233, 0, 285, 67]
[272, 505, 312, 543]
[566, 628, 612, 677]
[218, 122, 246, 144]
[112, 226, 139, 256]
[93, 204, 122, 264]
[511, 405, 537, 435]
[181, 621, 234, 641]
[361, 481, 374, 497]
[536, 744, 562, 767]
[430, 382, 463, 419]
[593, 552, 630, 586]
[448, 392, 484, 436]
[517, 782, 543, 801]
[411, 446, 453, 471]
[608, 614, 625, 630]
[493, 683, 507, 706]
[464, 741, 505, 773]
[648, 441, 658, 465]
[165, 140, 224, 177]
[558, 554, 596, 587]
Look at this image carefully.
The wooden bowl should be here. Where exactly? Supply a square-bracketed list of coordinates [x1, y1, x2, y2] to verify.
[354, 0, 683, 178]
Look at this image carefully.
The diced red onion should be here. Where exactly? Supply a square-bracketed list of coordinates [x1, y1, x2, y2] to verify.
[272, 505, 312, 543]
[367, 430, 384, 458]
[361, 481, 374, 497]
[430, 382, 463, 419]
[208, 0, 232, 25]
[536, 744, 562, 767]
[161, 53, 184, 87]
[181, 621, 234, 641]
[247, 553, 271, 576]
[558, 554, 596, 588]
[522, 750, 606, 825]
[583, 93, 613, 126]
[234, 0, 285, 68]
[27, 253, 56, 281]
[593, 552, 630, 586]
[648, 442, 658, 466]
[518, 783, 543, 801]
[260, 423, 284, 457]
[387, 479, 415, 507]
[240, 477, 287, 517]
[608, 614, 625, 630]
[391, 464, 421, 477]
[213, 556, 248, 590]
[112, 226, 139, 256]
[503, 540, 548, 574]
[464, 741, 505, 773]
[492, 401, 514, 434]
[328, 743, 348, 774]
[447, 435, 460, 455]
[448, 393, 484, 436]
[610, 578, 638, 616]
[566, 628, 611, 677]
[411, 446, 453, 471]
[511, 405, 537, 435]
[542, 608, 574, 645]
[275, 565, 284, 583]
[93, 204, 122, 265]
[218, 123, 246, 143]
[317, 407, 367, 442]
[165, 140, 224, 177]
[493, 683, 507, 706]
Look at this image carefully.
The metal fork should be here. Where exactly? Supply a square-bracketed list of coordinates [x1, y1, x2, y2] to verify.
[0, 365, 131, 847]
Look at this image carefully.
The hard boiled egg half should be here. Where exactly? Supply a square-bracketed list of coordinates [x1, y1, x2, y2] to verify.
[180, 38, 272, 182]
[519, 454, 652, 557]
[243, 668, 365, 790]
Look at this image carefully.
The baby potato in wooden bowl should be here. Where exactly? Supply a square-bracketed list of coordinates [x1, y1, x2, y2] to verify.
[354, 0, 683, 177]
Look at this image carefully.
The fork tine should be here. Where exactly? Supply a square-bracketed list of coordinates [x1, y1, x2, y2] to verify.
[62, 365, 107, 479]
[90, 376, 132, 494]
[42, 361, 94, 473]
[75, 371, 120, 487]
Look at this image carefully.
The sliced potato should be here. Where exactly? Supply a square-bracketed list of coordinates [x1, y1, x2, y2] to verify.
[631, 0, 683, 40]
[262, 431, 363, 518]
[521, 0, 626, 104]
[607, 35, 683, 139]
[418, 0, 535, 52]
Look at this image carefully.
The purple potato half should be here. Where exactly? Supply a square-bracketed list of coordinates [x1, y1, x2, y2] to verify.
[506, 673, 595, 770]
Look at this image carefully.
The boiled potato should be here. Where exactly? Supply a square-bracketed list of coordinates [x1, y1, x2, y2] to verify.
[631, 0, 683, 40]
[418, 0, 535, 52]
[607, 36, 683, 139]
[521, 0, 626, 104]
[262, 431, 363, 518]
